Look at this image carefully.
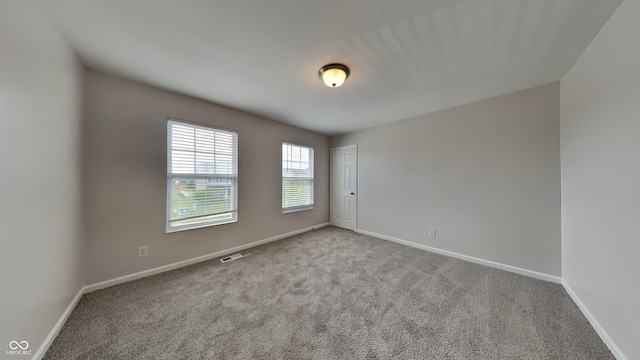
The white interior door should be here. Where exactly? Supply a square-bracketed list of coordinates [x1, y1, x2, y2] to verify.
[331, 145, 357, 230]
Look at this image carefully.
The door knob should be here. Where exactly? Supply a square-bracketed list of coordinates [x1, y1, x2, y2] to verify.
[350, 192, 355, 195]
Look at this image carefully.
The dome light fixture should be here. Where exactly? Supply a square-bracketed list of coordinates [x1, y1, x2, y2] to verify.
[318, 63, 350, 88]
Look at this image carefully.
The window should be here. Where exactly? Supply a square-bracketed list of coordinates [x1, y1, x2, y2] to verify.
[282, 142, 314, 212]
[167, 119, 238, 232]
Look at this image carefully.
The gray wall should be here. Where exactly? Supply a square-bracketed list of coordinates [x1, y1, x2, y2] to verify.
[0, 0, 84, 355]
[83, 71, 330, 284]
[332, 82, 561, 276]
[561, 0, 640, 357]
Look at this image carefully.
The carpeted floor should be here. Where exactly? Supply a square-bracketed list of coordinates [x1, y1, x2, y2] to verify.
[45, 226, 614, 359]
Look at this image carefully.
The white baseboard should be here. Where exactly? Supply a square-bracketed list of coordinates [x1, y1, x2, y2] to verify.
[32, 224, 628, 360]
[84, 222, 330, 293]
[356, 229, 626, 358]
[34, 223, 329, 359]
[355, 229, 562, 284]
[32, 287, 84, 360]
[35, 224, 627, 360]
[562, 280, 627, 360]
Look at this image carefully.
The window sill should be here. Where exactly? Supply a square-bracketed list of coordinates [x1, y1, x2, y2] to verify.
[166, 219, 237, 233]
[282, 206, 314, 214]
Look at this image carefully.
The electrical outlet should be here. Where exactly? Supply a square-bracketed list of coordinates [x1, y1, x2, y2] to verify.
[138, 246, 148, 257]
[315, 212, 319, 218]
[428, 229, 436, 237]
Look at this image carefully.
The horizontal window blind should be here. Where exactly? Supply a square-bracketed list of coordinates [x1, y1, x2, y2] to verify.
[167, 119, 238, 232]
[282, 142, 314, 212]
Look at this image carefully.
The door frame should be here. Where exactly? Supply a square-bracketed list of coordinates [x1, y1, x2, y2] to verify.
[330, 144, 357, 230]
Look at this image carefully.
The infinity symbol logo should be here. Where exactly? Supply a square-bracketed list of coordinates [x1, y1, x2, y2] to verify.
[9, 341, 29, 350]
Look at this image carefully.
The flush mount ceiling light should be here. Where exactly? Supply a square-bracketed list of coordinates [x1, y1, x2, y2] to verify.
[318, 63, 350, 88]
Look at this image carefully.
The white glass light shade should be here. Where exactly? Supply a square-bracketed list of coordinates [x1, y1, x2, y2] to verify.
[318, 64, 350, 88]
[322, 68, 347, 87]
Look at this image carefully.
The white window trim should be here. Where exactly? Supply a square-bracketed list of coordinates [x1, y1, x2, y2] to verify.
[166, 119, 238, 233]
[282, 142, 314, 213]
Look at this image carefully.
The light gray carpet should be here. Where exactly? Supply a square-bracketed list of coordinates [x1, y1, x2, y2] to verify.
[45, 227, 613, 359]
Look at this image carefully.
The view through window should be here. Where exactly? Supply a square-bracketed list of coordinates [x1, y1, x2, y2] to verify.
[167, 119, 238, 232]
[282, 142, 314, 212]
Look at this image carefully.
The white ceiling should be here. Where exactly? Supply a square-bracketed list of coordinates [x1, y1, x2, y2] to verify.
[41, 0, 621, 135]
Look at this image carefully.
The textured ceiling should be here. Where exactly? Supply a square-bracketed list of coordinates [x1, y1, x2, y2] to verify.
[41, 0, 621, 135]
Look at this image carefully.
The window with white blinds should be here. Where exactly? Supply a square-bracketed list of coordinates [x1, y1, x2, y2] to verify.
[282, 142, 314, 212]
[167, 119, 238, 232]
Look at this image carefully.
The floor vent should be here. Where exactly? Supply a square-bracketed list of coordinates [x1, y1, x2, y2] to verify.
[220, 253, 251, 263]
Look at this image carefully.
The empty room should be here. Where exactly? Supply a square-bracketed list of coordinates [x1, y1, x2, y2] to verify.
[1, 0, 638, 359]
